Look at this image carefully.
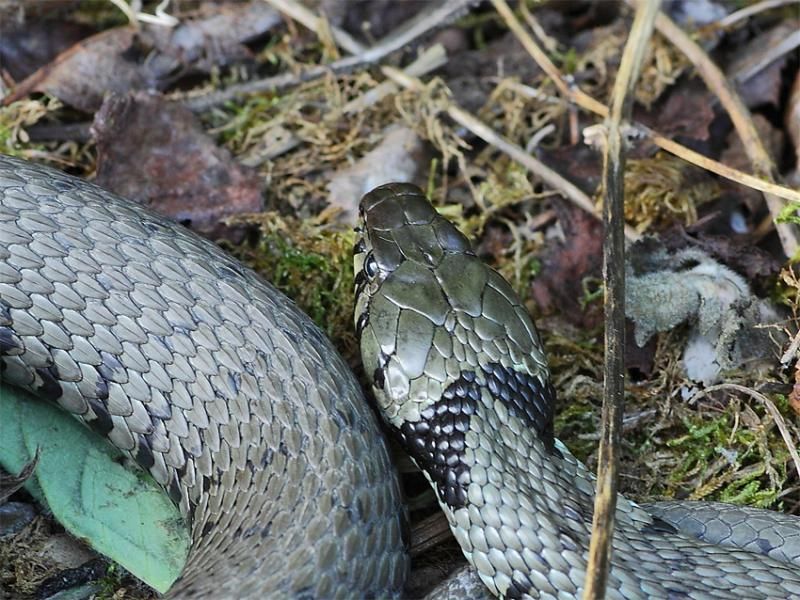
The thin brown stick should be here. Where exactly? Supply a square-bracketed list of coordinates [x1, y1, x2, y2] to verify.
[490, 0, 607, 115]
[645, 2, 799, 257]
[582, 3, 660, 599]
[263, 0, 366, 55]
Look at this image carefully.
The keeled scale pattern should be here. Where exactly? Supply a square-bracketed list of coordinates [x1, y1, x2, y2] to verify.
[357, 184, 800, 600]
[0, 155, 408, 598]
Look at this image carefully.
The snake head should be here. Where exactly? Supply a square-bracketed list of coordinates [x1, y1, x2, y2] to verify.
[354, 183, 551, 431]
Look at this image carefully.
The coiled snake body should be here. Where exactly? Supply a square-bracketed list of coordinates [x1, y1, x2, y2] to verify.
[1, 155, 799, 599]
[0, 154, 406, 598]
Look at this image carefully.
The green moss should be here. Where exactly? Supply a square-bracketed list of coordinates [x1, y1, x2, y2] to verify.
[224, 220, 357, 360]
[645, 401, 789, 508]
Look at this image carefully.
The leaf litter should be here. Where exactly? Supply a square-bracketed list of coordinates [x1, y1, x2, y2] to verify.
[1, 0, 800, 597]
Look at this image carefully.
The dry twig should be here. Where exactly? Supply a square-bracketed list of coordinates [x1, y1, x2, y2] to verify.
[582, 3, 661, 598]
[716, 0, 800, 29]
[184, 0, 476, 112]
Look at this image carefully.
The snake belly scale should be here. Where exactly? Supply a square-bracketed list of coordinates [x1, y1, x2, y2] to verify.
[0, 154, 407, 598]
[354, 183, 800, 600]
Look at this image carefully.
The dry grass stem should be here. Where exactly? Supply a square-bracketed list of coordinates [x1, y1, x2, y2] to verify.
[490, 0, 608, 115]
[691, 384, 800, 482]
[582, 2, 661, 598]
[342, 45, 448, 114]
[716, 0, 800, 28]
[263, 0, 366, 55]
[497, 0, 800, 243]
[185, 0, 476, 111]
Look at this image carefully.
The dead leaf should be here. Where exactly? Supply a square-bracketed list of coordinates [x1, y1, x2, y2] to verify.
[530, 199, 603, 328]
[144, 1, 281, 74]
[442, 32, 544, 112]
[636, 82, 715, 145]
[728, 20, 800, 109]
[3, 27, 154, 113]
[92, 91, 263, 239]
[0, 20, 94, 82]
[326, 124, 425, 224]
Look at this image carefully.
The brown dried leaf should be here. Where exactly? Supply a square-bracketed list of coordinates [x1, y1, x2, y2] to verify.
[728, 20, 800, 109]
[530, 200, 603, 328]
[3, 27, 153, 113]
[636, 83, 715, 145]
[92, 92, 263, 239]
[0, 20, 94, 82]
[144, 1, 281, 74]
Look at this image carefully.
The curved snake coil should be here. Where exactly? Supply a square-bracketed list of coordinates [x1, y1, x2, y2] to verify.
[0, 154, 407, 598]
[354, 183, 800, 600]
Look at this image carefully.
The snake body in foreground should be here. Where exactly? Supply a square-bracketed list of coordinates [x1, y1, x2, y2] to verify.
[355, 183, 800, 599]
[0, 154, 407, 598]
[1, 155, 799, 599]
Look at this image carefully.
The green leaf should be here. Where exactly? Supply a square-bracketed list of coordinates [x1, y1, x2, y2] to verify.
[0, 385, 189, 593]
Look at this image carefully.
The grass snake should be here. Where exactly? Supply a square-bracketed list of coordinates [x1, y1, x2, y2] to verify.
[354, 183, 800, 599]
[1, 156, 799, 598]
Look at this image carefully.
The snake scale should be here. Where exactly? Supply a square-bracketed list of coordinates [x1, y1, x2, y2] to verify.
[1, 155, 799, 599]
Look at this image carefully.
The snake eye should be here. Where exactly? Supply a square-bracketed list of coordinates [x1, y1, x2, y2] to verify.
[365, 253, 378, 279]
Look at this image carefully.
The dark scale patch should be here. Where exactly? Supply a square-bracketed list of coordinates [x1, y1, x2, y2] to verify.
[355, 311, 369, 336]
[398, 371, 478, 510]
[642, 516, 678, 535]
[35, 365, 63, 400]
[97, 351, 124, 383]
[168, 475, 183, 505]
[482, 363, 555, 451]
[87, 398, 114, 436]
[372, 351, 389, 391]
[0, 327, 21, 354]
[134, 434, 156, 470]
[372, 366, 385, 389]
[354, 269, 368, 298]
[506, 576, 533, 599]
[756, 537, 774, 554]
